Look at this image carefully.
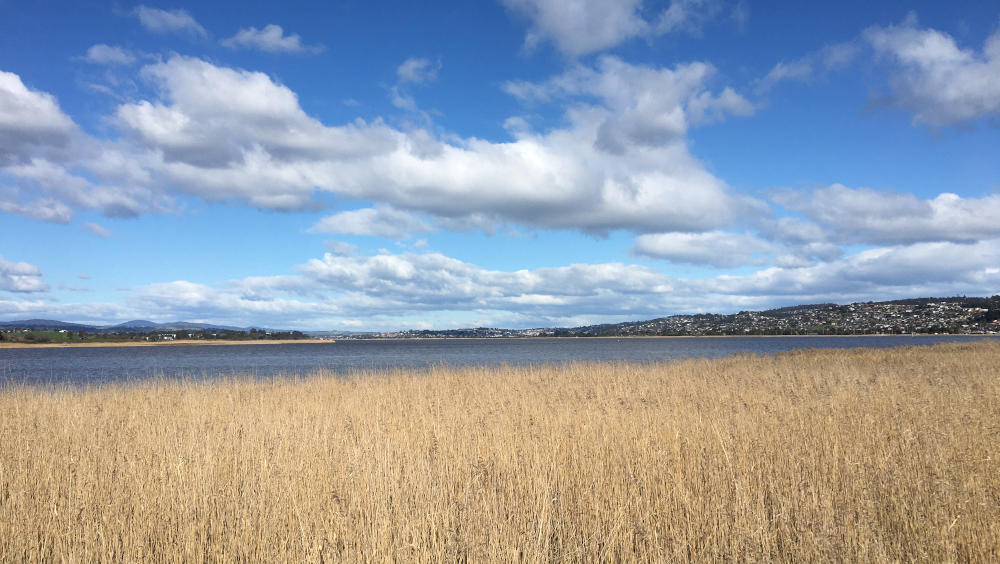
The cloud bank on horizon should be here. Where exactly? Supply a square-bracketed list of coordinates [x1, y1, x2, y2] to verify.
[1, 1, 998, 330]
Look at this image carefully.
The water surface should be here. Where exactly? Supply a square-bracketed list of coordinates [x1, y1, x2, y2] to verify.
[1, 335, 994, 387]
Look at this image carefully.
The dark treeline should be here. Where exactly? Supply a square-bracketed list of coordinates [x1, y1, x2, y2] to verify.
[0, 328, 309, 344]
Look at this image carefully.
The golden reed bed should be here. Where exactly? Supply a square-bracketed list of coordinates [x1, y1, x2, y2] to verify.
[1, 342, 998, 562]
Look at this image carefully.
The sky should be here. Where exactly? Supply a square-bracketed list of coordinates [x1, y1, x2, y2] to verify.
[1, 0, 999, 331]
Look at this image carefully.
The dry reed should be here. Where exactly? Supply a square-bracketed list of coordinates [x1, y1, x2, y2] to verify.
[1, 341, 998, 562]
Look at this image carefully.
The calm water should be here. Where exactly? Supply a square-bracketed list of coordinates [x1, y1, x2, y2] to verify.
[1, 335, 995, 388]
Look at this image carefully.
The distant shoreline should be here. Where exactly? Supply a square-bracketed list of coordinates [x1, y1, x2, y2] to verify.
[0, 339, 334, 349]
[2, 333, 993, 349]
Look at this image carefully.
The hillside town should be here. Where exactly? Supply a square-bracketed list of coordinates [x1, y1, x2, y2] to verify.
[376, 296, 1000, 338]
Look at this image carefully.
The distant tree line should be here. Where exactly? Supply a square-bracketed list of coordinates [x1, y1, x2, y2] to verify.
[0, 328, 309, 344]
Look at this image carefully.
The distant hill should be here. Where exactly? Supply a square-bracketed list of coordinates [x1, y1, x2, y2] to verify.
[0, 319, 96, 331]
[559, 295, 1000, 337]
[0, 319, 250, 334]
[380, 295, 1000, 338]
[106, 320, 245, 332]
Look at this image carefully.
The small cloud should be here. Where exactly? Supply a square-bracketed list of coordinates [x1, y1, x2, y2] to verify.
[77, 273, 91, 280]
[389, 86, 417, 111]
[390, 58, 441, 115]
[731, 1, 749, 33]
[310, 206, 434, 239]
[80, 44, 136, 65]
[820, 42, 860, 70]
[0, 198, 73, 224]
[133, 5, 207, 37]
[394, 237, 430, 250]
[754, 40, 859, 94]
[397, 57, 441, 84]
[324, 241, 358, 256]
[221, 24, 323, 54]
[634, 231, 777, 268]
[58, 282, 92, 292]
[84, 222, 113, 238]
[0, 255, 49, 293]
[755, 60, 812, 93]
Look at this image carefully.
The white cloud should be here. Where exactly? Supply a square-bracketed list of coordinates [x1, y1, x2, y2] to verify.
[505, 56, 754, 150]
[754, 41, 859, 93]
[707, 239, 1000, 300]
[774, 184, 1000, 245]
[0, 256, 48, 293]
[0, 70, 77, 165]
[501, 0, 722, 56]
[5, 55, 759, 239]
[0, 196, 73, 223]
[133, 5, 206, 37]
[4, 157, 161, 218]
[310, 205, 434, 238]
[84, 240, 1000, 329]
[221, 24, 323, 54]
[755, 60, 812, 92]
[866, 17, 1000, 125]
[298, 251, 676, 317]
[84, 222, 113, 237]
[397, 57, 440, 84]
[81, 44, 136, 65]
[634, 231, 777, 267]
[324, 241, 358, 256]
[107, 55, 758, 234]
[655, 0, 722, 35]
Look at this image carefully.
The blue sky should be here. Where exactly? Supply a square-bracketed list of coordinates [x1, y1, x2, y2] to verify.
[1, 0, 999, 331]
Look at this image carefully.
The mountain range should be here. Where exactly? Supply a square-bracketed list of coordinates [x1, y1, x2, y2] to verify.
[0, 319, 246, 333]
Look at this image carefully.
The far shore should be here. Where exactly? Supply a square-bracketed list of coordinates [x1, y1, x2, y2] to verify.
[1, 333, 994, 349]
[0, 339, 334, 349]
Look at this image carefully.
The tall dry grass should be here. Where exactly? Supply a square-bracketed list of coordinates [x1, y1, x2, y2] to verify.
[1, 341, 998, 562]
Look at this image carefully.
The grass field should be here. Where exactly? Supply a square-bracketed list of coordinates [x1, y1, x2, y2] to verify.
[1, 342, 998, 561]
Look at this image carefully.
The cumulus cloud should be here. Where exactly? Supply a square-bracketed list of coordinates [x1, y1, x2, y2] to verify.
[707, 239, 1000, 301]
[221, 24, 323, 54]
[3, 157, 162, 219]
[501, 0, 723, 56]
[4, 55, 760, 237]
[506, 56, 754, 150]
[866, 16, 1000, 125]
[310, 205, 434, 238]
[774, 184, 1000, 245]
[80, 44, 136, 65]
[299, 251, 676, 318]
[105, 55, 758, 234]
[0, 70, 77, 165]
[133, 5, 206, 37]
[0, 256, 48, 293]
[634, 231, 777, 267]
[72, 240, 1000, 329]
[0, 196, 73, 223]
